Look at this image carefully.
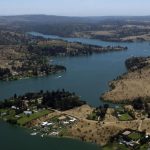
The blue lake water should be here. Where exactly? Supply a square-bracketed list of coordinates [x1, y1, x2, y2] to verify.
[0, 32, 150, 150]
[1, 32, 150, 107]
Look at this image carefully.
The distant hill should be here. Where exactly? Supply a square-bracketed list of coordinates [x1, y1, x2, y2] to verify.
[0, 15, 112, 24]
[0, 15, 150, 37]
[1, 15, 150, 23]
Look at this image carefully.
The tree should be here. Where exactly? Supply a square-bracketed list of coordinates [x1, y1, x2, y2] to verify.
[132, 98, 144, 110]
[14, 93, 17, 99]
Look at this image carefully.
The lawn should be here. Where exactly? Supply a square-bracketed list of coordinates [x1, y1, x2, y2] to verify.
[0, 109, 16, 120]
[103, 142, 129, 150]
[116, 107, 125, 113]
[118, 113, 133, 121]
[128, 132, 142, 141]
[17, 110, 50, 126]
[87, 112, 98, 121]
[0, 109, 9, 113]
[140, 144, 149, 150]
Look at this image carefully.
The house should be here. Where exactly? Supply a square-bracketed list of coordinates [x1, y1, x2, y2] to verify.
[1, 112, 7, 116]
[11, 106, 17, 109]
[12, 71, 18, 76]
[47, 122, 53, 126]
[41, 121, 48, 126]
[62, 121, 69, 125]
[49, 132, 59, 136]
[15, 115, 21, 118]
[122, 131, 131, 136]
[58, 116, 66, 121]
[69, 116, 77, 122]
[37, 98, 42, 104]
[24, 111, 32, 115]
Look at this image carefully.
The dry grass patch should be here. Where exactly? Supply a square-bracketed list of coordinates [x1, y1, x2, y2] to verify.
[102, 66, 150, 103]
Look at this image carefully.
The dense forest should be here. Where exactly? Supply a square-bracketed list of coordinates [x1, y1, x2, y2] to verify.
[0, 89, 86, 111]
[27, 39, 127, 57]
[125, 57, 150, 71]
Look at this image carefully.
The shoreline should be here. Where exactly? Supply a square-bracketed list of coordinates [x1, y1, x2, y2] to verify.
[101, 56, 150, 103]
[30, 31, 150, 43]
[0, 68, 66, 82]
[1, 97, 150, 149]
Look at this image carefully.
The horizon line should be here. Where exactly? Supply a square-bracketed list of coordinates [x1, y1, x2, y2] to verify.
[0, 14, 150, 18]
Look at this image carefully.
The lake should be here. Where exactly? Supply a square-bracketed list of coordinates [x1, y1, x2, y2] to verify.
[0, 32, 150, 150]
[0, 121, 100, 150]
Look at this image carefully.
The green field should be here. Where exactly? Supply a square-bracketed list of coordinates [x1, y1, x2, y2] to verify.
[17, 110, 50, 126]
[128, 132, 142, 141]
[87, 111, 98, 121]
[0, 109, 9, 113]
[0, 109, 16, 120]
[118, 113, 133, 121]
[139, 144, 149, 150]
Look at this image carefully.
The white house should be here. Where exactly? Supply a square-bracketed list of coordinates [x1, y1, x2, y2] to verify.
[11, 106, 17, 109]
[24, 111, 32, 115]
[41, 122, 48, 126]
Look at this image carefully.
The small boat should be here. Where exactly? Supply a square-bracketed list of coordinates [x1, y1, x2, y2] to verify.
[41, 134, 44, 138]
[56, 76, 62, 79]
[30, 132, 37, 136]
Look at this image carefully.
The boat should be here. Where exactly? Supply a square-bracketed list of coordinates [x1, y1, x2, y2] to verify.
[56, 76, 62, 79]
[30, 132, 37, 136]
[41, 134, 44, 138]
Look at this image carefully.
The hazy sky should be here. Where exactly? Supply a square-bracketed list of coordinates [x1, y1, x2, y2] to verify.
[0, 0, 150, 16]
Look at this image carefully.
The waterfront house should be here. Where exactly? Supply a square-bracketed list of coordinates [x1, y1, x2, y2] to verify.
[24, 111, 32, 115]
[41, 121, 48, 126]
[11, 106, 17, 109]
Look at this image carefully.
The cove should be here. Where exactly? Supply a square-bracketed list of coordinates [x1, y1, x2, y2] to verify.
[0, 121, 100, 150]
[0, 32, 150, 150]
[0, 32, 150, 107]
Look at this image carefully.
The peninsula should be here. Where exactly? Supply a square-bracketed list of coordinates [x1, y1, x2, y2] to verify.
[101, 56, 150, 103]
[0, 30, 127, 81]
